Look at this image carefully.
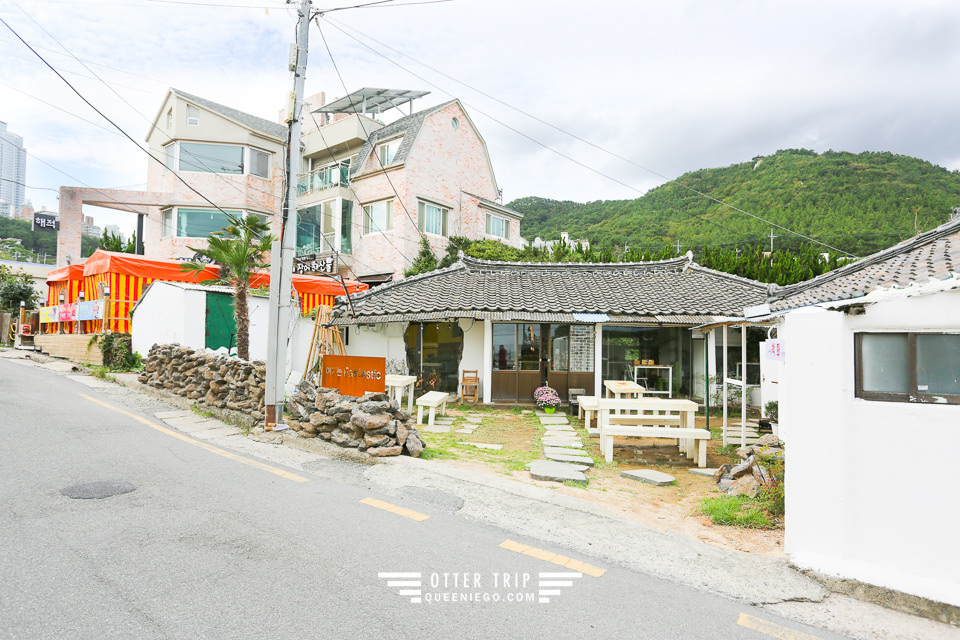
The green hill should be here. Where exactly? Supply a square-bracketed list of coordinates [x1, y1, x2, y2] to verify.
[509, 149, 960, 256]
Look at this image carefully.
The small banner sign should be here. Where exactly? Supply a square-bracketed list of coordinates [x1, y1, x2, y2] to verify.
[77, 300, 104, 321]
[321, 355, 386, 396]
[58, 302, 77, 322]
[765, 339, 784, 362]
[39, 305, 59, 323]
[293, 254, 337, 275]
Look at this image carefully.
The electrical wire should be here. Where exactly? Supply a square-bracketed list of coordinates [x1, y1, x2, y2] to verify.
[324, 17, 856, 257]
[314, 17, 439, 261]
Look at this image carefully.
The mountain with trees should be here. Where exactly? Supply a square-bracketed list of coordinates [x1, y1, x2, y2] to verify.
[509, 149, 960, 257]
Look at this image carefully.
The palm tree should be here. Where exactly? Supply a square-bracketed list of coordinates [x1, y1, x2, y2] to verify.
[180, 214, 276, 360]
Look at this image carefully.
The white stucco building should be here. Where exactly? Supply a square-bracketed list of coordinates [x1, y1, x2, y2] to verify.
[769, 218, 960, 607]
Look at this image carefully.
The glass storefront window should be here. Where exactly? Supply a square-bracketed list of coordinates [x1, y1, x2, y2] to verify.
[550, 324, 570, 372]
[493, 324, 516, 370]
[518, 324, 541, 371]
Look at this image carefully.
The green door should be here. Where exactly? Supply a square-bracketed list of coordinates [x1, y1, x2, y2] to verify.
[205, 292, 237, 352]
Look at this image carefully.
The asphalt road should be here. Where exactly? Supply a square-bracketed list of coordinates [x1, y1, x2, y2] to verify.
[0, 356, 857, 639]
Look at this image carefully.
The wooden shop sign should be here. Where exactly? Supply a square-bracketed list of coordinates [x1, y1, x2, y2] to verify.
[321, 355, 386, 396]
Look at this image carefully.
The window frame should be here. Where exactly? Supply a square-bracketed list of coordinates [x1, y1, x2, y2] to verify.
[186, 105, 200, 126]
[165, 141, 272, 178]
[485, 213, 510, 240]
[362, 199, 393, 235]
[377, 137, 402, 166]
[161, 207, 265, 239]
[854, 332, 960, 405]
[418, 200, 449, 237]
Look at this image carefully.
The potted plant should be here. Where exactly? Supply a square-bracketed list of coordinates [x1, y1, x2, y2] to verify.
[534, 385, 561, 413]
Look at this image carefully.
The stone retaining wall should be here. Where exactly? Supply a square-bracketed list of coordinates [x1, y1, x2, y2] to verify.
[137, 343, 424, 457]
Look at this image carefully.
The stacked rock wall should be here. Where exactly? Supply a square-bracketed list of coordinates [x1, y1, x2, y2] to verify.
[285, 383, 425, 457]
[138, 344, 425, 458]
[138, 343, 266, 421]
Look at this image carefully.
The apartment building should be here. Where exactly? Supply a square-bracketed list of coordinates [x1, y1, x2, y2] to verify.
[138, 87, 522, 282]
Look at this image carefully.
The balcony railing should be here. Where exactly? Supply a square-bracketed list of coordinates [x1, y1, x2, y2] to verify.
[297, 164, 349, 196]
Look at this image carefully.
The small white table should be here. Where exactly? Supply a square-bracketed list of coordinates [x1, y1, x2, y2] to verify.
[603, 380, 645, 399]
[633, 365, 673, 397]
[416, 391, 449, 427]
[385, 374, 417, 413]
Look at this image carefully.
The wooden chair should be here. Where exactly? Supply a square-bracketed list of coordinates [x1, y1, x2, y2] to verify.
[461, 369, 480, 403]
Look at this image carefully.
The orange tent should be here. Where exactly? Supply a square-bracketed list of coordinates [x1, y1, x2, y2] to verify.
[43, 264, 85, 333]
[48, 250, 368, 333]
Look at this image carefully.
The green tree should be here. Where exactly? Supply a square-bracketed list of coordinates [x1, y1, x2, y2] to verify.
[99, 230, 137, 254]
[180, 215, 276, 361]
[0, 265, 39, 312]
[405, 237, 439, 277]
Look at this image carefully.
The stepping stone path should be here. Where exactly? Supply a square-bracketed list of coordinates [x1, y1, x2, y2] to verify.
[527, 410, 594, 483]
[465, 416, 482, 424]
[621, 469, 676, 486]
[527, 460, 588, 483]
[467, 442, 502, 451]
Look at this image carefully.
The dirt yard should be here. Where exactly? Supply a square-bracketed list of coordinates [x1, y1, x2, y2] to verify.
[419, 405, 784, 558]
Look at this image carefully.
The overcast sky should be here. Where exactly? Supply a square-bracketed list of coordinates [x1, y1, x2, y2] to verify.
[2, 0, 959, 235]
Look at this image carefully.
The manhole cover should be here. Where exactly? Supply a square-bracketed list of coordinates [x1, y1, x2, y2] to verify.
[60, 481, 136, 500]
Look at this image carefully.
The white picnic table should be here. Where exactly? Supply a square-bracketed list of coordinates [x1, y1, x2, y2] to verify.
[596, 398, 709, 467]
[385, 374, 417, 413]
[603, 379, 646, 399]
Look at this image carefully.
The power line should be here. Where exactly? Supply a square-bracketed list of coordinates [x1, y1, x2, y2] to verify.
[0, 15, 240, 224]
[313, 17, 439, 262]
[324, 17, 856, 257]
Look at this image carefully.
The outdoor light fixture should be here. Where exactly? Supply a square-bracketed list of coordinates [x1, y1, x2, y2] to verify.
[79, 292, 85, 301]
[19, 300, 25, 308]
[59, 293, 65, 304]
[104, 285, 110, 296]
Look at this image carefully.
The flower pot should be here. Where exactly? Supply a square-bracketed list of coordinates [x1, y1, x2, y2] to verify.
[544, 406, 556, 414]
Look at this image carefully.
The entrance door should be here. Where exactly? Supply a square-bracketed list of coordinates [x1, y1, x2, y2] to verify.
[491, 323, 543, 402]
[205, 292, 236, 352]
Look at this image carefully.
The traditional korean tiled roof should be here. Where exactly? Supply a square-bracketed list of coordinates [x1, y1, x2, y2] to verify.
[333, 253, 770, 325]
[349, 100, 458, 178]
[769, 216, 960, 311]
[174, 90, 287, 141]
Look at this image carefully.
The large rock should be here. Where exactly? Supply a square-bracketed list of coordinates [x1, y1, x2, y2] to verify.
[755, 433, 782, 448]
[396, 423, 409, 446]
[364, 433, 392, 448]
[358, 392, 390, 404]
[730, 455, 756, 478]
[358, 400, 391, 414]
[728, 474, 760, 498]
[404, 433, 425, 458]
[309, 412, 337, 427]
[527, 460, 588, 483]
[367, 445, 403, 457]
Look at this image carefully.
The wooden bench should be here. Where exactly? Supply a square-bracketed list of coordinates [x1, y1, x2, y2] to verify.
[416, 391, 449, 427]
[599, 425, 711, 467]
[577, 395, 599, 434]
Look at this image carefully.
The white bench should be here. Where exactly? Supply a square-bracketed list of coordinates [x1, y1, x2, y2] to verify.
[416, 391, 449, 427]
[597, 397, 708, 466]
[577, 396, 600, 434]
[599, 425, 711, 467]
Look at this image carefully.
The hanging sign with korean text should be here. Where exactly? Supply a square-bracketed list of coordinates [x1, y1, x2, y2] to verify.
[765, 339, 784, 362]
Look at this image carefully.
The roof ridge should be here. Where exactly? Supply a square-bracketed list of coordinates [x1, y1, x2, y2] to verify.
[340, 260, 467, 307]
[771, 215, 960, 300]
[459, 253, 693, 271]
[685, 262, 772, 292]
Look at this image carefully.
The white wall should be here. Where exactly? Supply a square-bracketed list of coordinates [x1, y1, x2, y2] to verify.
[459, 318, 485, 397]
[131, 282, 204, 357]
[781, 291, 960, 606]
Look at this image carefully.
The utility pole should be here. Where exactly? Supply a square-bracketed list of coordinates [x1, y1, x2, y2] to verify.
[769, 228, 777, 252]
[265, 0, 312, 429]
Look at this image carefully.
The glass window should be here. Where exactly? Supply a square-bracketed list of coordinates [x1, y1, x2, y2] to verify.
[175, 208, 243, 238]
[486, 213, 510, 239]
[917, 334, 960, 395]
[378, 138, 401, 165]
[161, 208, 174, 237]
[418, 201, 448, 236]
[363, 200, 392, 234]
[296, 200, 336, 255]
[187, 105, 199, 126]
[493, 324, 517, 371]
[550, 324, 570, 372]
[179, 143, 244, 174]
[163, 142, 176, 172]
[860, 333, 909, 393]
[249, 148, 270, 178]
[518, 324, 541, 371]
[856, 332, 960, 403]
[340, 200, 353, 254]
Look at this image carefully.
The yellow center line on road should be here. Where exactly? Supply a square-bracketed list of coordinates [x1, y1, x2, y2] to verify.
[498, 539, 606, 577]
[737, 613, 823, 639]
[360, 497, 430, 521]
[79, 393, 309, 483]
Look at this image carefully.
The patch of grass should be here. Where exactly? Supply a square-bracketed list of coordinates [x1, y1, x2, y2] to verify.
[697, 495, 772, 528]
[715, 444, 739, 456]
[89, 366, 115, 381]
[191, 404, 214, 418]
[562, 479, 589, 489]
[418, 432, 459, 460]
